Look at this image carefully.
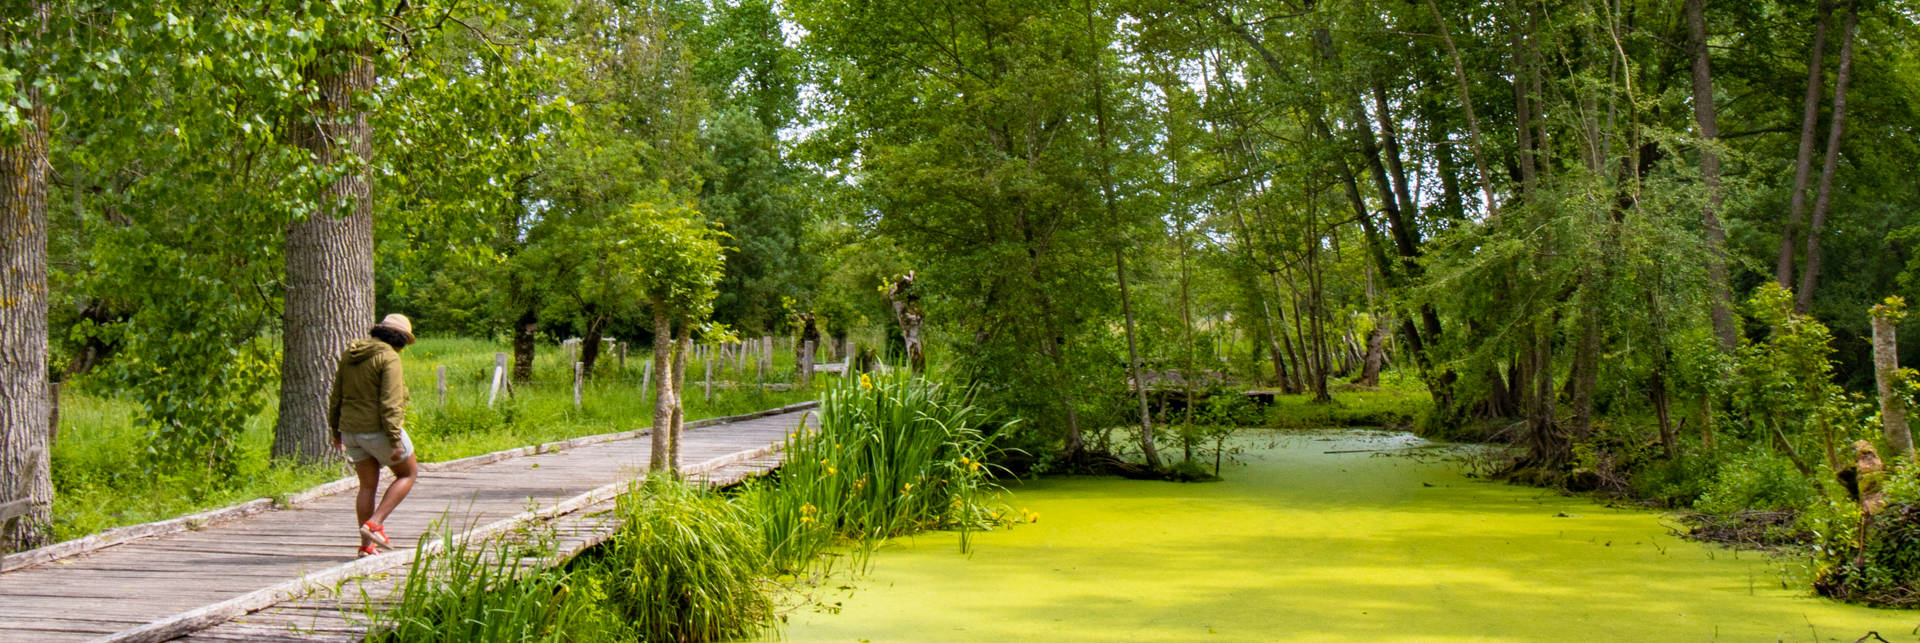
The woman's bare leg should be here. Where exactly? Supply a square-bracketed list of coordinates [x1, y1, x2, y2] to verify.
[371, 456, 418, 525]
[353, 458, 381, 545]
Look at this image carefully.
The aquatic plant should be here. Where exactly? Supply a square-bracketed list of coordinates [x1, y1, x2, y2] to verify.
[587, 477, 775, 642]
[368, 521, 627, 642]
[740, 370, 1011, 571]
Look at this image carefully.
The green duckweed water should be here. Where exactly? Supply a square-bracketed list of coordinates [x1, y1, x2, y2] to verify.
[778, 430, 1910, 641]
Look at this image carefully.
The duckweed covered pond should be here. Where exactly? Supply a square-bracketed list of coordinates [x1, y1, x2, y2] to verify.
[778, 430, 1909, 641]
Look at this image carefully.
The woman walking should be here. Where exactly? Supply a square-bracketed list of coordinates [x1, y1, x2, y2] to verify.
[328, 314, 420, 558]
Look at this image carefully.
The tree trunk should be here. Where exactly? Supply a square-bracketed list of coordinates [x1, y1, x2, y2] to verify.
[274, 46, 376, 464]
[1776, 2, 1832, 287]
[580, 314, 607, 377]
[1354, 320, 1389, 387]
[1, 22, 51, 549]
[1687, 0, 1739, 351]
[1117, 247, 1162, 469]
[1795, 1, 1859, 314]
[1424, 0, 1500, 218]
[512, 308, 537, 383]
[648, 303, 673, 473]
[885, 272, 925, 372]
[1873, 308, 1913, 459]
[669, 320, 691, 471]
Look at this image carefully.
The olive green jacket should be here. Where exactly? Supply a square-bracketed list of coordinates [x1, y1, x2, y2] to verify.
[328, 339, 409, 441]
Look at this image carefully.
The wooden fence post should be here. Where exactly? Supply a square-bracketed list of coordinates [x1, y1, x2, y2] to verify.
[618, 342, 627, 372]
[574, 361, 585, 411]
[704, 355, 714, 401]
[801, 340, 815, 388]
[1873, 300, 1913, 459]
[488, 352, 507, 408]
[845, 340, 857, 378]
[436, 365, 447, 405]
[642, 359, 653, 395]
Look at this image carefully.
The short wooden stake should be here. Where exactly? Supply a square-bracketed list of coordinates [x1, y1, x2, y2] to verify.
[436, 365, 447, 405]
[704, 355, 714, 401]
[641, 359, 653, 393]
[573, 361, 584, 411]
[801, 340, 816, 388]
[488, 352, 507, 408]
[618, 342, 627, 371]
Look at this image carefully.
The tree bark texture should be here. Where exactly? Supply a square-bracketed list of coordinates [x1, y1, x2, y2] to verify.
[1873, 311, 1913, 459]
[1776, 2, 1832, 287]
[274, 46, 377, 464]
[1354, 319, 1389, 387]
[580, 314, 606, 377]
[1, 42, 51, 550]
[512, 308, 537, 383]
[1687, 0, 1739, 351]
[669, 321, 691, 471]
[885, 272, 925, 372]
[648, 304, 673, 472]
[1796, 1, 1859, 314]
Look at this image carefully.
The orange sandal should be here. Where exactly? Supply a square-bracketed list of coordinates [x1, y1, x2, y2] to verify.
[356, 544, 379, 559]
[360, 521, 393, 552]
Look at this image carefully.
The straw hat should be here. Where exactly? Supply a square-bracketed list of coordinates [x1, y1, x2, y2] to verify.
[378, 314, 415, 344]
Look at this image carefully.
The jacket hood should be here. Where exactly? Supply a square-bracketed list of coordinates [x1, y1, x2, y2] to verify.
[344, 338, 391, 365]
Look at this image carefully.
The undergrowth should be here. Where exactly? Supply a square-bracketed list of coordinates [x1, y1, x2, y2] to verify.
[366, 371, 1019, 641]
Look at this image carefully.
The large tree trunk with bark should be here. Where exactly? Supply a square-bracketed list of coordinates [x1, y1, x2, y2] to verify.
[1687, 0, 1739, 351]
[273, 46, 376, 464]
[1776, 2, 1832, 287]
[1796, 1, 1860, 313]
[648, 303, 674, 473]
[1, 29, 51, 550]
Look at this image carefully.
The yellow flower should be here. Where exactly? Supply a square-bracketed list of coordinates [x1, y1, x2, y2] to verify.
[859, 373, 873, 390]
[827, 467, 837, 475]
[969, 461, 981, 471]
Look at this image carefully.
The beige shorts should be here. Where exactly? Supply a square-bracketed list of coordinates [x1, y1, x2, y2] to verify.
[341, 431, 415, 467]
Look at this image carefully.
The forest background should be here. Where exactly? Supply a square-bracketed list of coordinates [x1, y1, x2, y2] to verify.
[3, 0, 1920, 600]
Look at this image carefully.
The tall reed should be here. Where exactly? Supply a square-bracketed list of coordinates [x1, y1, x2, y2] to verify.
[584, 477, 774, 642]
[741, 370, 1011, 571]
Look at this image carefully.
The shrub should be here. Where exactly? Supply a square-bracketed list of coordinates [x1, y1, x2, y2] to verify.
[1694, 448, 1817, 516]
[1815, 502, 1920, 607]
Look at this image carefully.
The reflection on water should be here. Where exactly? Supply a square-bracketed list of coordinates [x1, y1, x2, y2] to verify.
[775, 430, 1904, 642]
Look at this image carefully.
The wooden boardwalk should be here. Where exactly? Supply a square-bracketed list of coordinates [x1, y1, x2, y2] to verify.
[0, 407, 813, 642]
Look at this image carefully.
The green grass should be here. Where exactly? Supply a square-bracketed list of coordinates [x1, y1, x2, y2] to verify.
[46, 336, 822, 544]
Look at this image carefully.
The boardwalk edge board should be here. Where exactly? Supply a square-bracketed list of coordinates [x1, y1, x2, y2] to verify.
[89, 436, 795, 643]
[0, 401, 817, 574]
